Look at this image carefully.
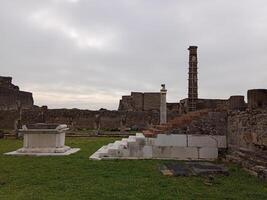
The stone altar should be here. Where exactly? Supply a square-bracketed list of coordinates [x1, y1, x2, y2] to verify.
[5, 123, 80, 156]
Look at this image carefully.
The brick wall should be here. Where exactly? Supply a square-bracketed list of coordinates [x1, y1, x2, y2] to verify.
[143, 93, 160, 111]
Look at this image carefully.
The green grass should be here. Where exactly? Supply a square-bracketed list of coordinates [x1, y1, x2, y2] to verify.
[0, 138, 266, 200]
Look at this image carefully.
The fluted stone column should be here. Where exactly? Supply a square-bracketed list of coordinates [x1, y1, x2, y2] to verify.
[160, 84, 167, 124]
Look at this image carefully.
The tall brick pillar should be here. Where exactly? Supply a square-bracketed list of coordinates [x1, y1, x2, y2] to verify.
[188, 46, 198, 112]
[160, 84, 167, 124]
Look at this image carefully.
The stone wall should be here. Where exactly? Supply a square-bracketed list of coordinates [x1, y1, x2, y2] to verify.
[143, 93, 160, 111]
[118, 92, 161, 111]
[131, 92, 144, 111]
[228, 109, 267, 151]
[0, 110, 19, 130]
[247, 89, 267, 109]
[165, 111, 228, 136]
[0, 76, 33, 110]
[24, 108, 162, 130]
[197, 98, 228, 110]
[228, 95, 246, 111]
[0, 107, 182, 131]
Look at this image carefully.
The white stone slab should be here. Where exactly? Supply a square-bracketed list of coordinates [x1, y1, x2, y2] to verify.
[128, 141, 144, 157]
[89, 133, 224, 160]
[199, 147, 218, 159]
[136, 133, 145, 138]
[143, 146, 153, 158]
[121, 149, 130, 157]
[155, 134, 187, 147]
[146, 138, 155, 146]
[152, 146, 198, 160]
[5, 148, 80, 156]
[188, 135, 218, 147]
[135, 136, 146, 145]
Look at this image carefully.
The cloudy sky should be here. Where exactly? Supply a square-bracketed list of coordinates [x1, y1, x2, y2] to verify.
[1, 0, 266, 110]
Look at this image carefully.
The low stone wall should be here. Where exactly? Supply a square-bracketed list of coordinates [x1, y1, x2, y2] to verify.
[20, 109, 162, 130]
[163, 111, 227, 136]
[0, 108, 185, 131]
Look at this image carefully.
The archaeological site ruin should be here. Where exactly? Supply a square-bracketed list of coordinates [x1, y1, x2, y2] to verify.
[2, 1, 267, 198]
[1, 46, 267, 181]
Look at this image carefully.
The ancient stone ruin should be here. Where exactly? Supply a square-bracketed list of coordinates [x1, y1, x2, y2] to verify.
[1, 46, 266, 180]
[5, 123, 80, 156]
[0, 76, 33, 110]
[90, 133, 226, 160]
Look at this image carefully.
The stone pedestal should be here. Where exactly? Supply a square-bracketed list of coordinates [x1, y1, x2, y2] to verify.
[5, 123, 80, 156]
[160, 84, 167, 124]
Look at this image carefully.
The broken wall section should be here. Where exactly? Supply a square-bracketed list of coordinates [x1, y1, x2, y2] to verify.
[228, 109, 267, 151]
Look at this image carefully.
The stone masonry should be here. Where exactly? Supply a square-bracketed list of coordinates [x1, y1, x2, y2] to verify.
[188, 46, 198, 112]
[0, 76, 33, 110]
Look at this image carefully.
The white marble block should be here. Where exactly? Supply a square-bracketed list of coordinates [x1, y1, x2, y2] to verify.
[199, 147, 218, 159]
[188, 135, 218, 147]
[143, 146, 153, 158]
[5, 123, 80, 156]
[152, 146, 198, 160]
[155, 134, 187, 147]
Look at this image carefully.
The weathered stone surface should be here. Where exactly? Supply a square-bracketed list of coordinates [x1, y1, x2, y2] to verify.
[90, 133, 222, 160]
[152, 146, 199, 159]
[0, 108, 174, 130]
[228, 109, 267, 150]
[143, 146, 153, 158]
[248, 89, 267, 109]
[118, 91, 161, 112]
[188, 135, 218, 147]
[160, 84, 167, 124]
[5, 124, 80, 156]
[199, 147, 218, 159]
[212, 135, 227, 148]
[0, 76, 33, 111]
[155, 134, 187, 147]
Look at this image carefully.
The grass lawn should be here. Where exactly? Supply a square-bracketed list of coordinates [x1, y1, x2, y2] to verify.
[0, 138, 266, 200]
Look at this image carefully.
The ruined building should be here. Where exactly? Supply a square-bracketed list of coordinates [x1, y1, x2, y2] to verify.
[118, 92, 161, 111]
[247, 89, 267, 109]
[0, 76, 33, 110]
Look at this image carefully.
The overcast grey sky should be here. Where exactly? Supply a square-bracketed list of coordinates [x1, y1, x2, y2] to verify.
[1, 0, 266, 110]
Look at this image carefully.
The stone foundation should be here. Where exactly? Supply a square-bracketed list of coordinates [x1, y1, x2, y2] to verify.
[90, 133, 226, 160]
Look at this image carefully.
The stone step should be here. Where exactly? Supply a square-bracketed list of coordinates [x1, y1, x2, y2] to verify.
[113, 141, 127, 149]
[136, 133, 145, 138]
[128, 136, 137, 141]
[226, 153, 267, 181]
[135, 133, 146, 145]
[234, 151, 267, 167]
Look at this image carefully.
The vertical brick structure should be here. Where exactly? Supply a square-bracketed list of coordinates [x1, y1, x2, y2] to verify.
[188, 46, 198, 112]
[247, 89, 267, 109]
[228, 95, 245, 111]
[160, 84, 167, 124]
